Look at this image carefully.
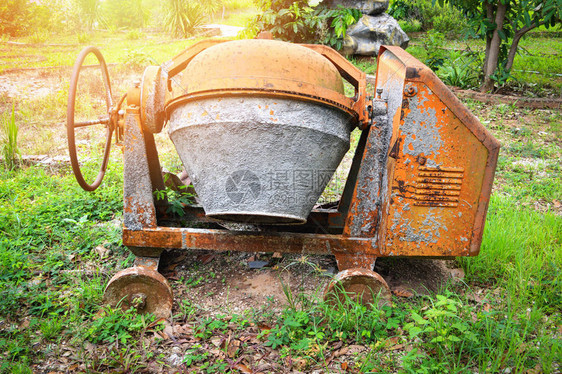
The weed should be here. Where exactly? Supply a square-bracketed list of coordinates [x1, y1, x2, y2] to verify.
[77, 32, 92, 44]
[1, 103, 19, 170]
[399, 19, 422, 33]
[39, 316, 65, 340]
[28, 31, 50, 44]
[85, 306, 154, 345]
[126, 29, 143, 40]
[437, 50, 481, 89]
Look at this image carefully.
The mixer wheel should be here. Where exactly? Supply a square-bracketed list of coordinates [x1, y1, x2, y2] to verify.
[67, 46, 115, 191]
[104, 266, 173, 319]
[324, 268, 391, 308]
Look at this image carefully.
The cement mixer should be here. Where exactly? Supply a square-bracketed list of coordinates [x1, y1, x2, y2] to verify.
[66, 38, 499, 317]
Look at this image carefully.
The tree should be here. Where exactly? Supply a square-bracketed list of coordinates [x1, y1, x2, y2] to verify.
[75, 0, 102, 30]
[438, 0, 561, 92]
[0, 0, 52, 36]
[102, 0, 148, 30]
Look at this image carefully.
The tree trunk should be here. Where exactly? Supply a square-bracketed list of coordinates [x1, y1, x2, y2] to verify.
[481, 2, 507, 93]
[505, 22, 544, 72]
[481, 2, 494, 75]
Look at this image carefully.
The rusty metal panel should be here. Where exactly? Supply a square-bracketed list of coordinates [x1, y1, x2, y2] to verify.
[376, 46, 500, 257]
[123, 227, 378, 255]
[123, 105, 159, 230]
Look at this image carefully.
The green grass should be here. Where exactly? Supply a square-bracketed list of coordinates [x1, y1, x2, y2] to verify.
[1, 146, 560, 372]
[1, 103, 19, 170]
[0, 15, 561, 373]
[0, 31, 203, 73]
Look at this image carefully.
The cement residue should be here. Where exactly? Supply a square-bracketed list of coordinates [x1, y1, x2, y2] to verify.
[401, 86, 443, 160]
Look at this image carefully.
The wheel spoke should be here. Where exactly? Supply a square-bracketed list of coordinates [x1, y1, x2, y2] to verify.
[73, 116, 110, 128]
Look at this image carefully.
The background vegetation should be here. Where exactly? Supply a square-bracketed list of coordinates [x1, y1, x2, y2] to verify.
[0, 0, 560, 372]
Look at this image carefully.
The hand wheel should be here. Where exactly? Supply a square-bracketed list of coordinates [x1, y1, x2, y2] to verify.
[66, 46, 114, 191]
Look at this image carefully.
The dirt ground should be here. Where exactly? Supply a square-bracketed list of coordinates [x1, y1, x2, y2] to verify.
[161, 249, 458, 316]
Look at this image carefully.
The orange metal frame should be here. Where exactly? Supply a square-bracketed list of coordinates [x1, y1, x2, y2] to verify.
[121, 42, 499, 272]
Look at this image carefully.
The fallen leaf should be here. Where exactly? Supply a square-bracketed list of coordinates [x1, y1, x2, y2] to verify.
[341, 362, 348, 370]
[227, 339, 241, 358]
[160, 321, 176, 340]
[84, 341, 95, 354]
[392, 287, 414, 298]
[147, 317, 167, 329]
[94, 245, 111, 259]
[258, 324, 272, 331]
[175, 324, 193, 336]
[467, 292, 484, 304]
[293, 357, 307, 371]
[198, 253, 215, 265]
[19, 318, 30, 329]
[335, 347, 349, 357]
[234, 363, 252, 374]
[388, 343, 405, 351]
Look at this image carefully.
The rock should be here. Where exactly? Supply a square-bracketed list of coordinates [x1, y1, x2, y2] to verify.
[166, 353, 183, 367]
[94, 245, 111, 259]
[342, 14, 409, 56]
[324, 0, 389, 15]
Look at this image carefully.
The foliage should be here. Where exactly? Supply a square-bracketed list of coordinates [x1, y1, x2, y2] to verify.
[437, 49, 480, 88]
[154, 181, 197, 217]
[102, 0, 148, 30]
[415, 30, 481, 88]
[404, 295, 478, 359]
[1, 103, 19, 170]
[241, 1, 361, 50]
[0, 0, 53, 37]
[389, 0, 469, 36]
[85, 306, 154, 344]
[421, 30, 447, 70]
[126, 29, 144, 40]
[75, 0, 102, 31]
[398, 19, 422, 33]
[165, 0, 208, 38]
[76, 32, 92, 44]
[437, 0, 562, 91]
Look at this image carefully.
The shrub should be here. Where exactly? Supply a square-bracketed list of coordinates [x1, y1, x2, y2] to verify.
[389, 0, 468, 37]
[165, 0, 208, 38]
[0, 0, 53, 37]
[241, 1, 361, 50]
[398, 19, 422, 33]
[126, 29, 143, 40]
[76, 32, 92, 44]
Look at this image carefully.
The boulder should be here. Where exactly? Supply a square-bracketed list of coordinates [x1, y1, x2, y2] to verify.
[323, 0, 389, 15]
[342, 14, 409, 56]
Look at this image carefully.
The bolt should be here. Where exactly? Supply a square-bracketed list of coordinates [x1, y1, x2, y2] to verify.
[376, 88, 383, 99]
[131, 293, 147, 310]
[417, 155, 427, 165]
[404, 84, 417, 97]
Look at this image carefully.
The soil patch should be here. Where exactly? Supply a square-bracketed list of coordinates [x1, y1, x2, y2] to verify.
[160, 249, 455, 316]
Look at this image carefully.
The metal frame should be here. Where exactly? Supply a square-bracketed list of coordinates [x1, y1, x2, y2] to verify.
[119, 43, 499, 273]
